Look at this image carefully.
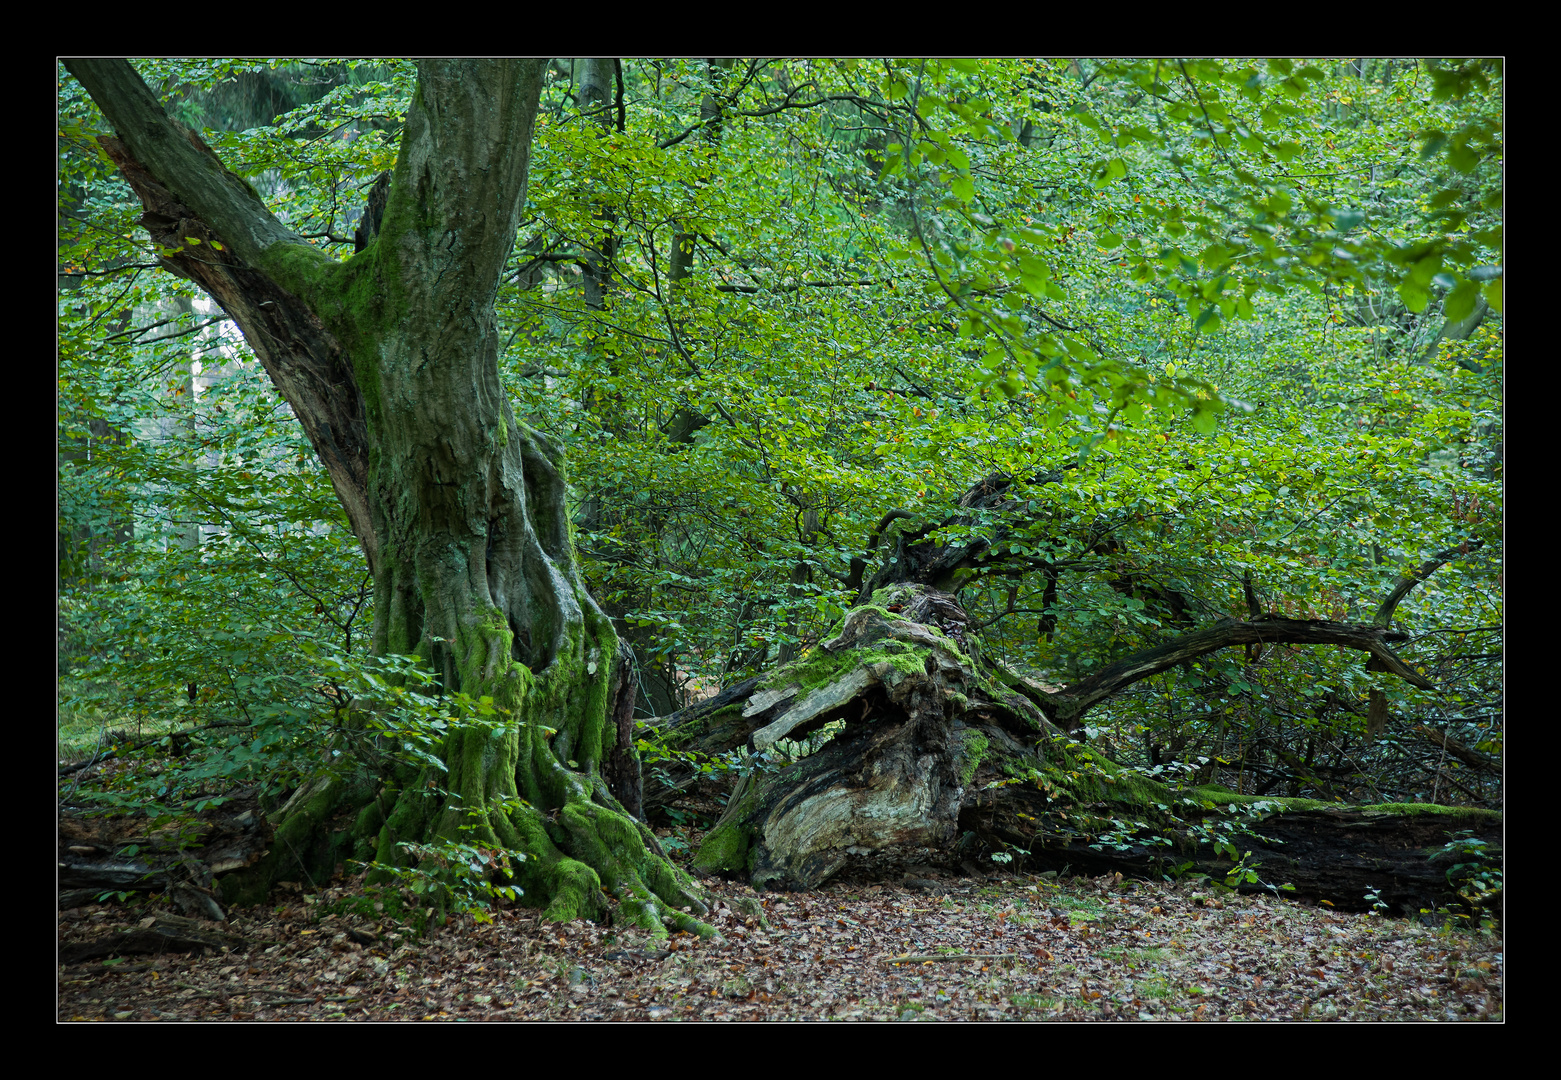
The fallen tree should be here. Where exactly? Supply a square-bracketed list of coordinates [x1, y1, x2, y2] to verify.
[672, 581, 1499, 915]
[653, 476, 1499, 914]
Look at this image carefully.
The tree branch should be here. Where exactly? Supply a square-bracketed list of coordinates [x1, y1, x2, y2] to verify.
[66, 59, 376, 568]
[1374, 538, 1485, 628]
[1043, 615, 1435, 731]
[65, 60, 310, 273]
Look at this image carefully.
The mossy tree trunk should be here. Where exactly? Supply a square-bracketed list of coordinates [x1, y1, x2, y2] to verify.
[68, 59, 713, 935]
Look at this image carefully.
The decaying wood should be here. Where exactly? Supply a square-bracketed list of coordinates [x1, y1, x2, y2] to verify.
[966, 778, 1501, 915]
[690, 586, 1055, 891]
[58, 794, 272, 920]
[846, 470, 1441, 734]
[639, 677, 761, 814]
[1038, 614, 1434, 732]
[1415, 724, 1501, 772]
[663, 584, 1499, 914]
[57, 913, 251, 964]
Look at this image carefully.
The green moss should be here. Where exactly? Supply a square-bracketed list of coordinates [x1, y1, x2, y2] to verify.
[760, 642, 853, 692]
[693, 781, 764, 875]
[454, 606, 525, 706]
[763, 640, 938, 700]
[866, 584, 919, 609]
[220, 772, 378, 903]
[691, 820, 755, 875]
[1356, 802, 1501, 819]
[351, 796, 388, 863]
[954, 731, 988, 786]
[255, 239, 342, 305]
[659, 703, 744, 750]
[757, 588, 993, 703]
[578, 607, 618, 763]
[1178, 788, 1503, 820]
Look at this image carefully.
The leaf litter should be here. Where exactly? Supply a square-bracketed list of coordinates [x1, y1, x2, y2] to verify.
[58, 868, 1502, 1021]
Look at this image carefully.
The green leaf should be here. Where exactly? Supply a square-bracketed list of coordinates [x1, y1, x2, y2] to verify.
[1444, 280, 1480, 323]
[1189, 404, 1220, 435]
[1482, 277, 1503, 313]
[1330, 208, 1364, 232]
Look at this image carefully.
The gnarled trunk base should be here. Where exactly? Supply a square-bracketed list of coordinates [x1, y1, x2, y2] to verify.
[693, 585, 1056, 888]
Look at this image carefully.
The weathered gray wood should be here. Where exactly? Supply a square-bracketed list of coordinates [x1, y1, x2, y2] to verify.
[743, 685, 799, 718]
[58, 860, 168, 891]
[752, 669, 874, 752]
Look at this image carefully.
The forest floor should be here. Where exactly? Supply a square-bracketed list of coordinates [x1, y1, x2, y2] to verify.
[58, 862, 1503, 1022]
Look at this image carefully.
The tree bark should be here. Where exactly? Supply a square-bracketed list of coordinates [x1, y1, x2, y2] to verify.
[67, 59, 712, 936]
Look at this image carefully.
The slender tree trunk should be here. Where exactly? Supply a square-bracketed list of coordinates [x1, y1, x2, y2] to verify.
[670, 59, 731, 285]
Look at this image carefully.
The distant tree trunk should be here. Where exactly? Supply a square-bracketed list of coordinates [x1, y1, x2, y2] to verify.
[578, 58, 619, 315]
[58, 417, 134, 586]
[67, 58, 713, 936]
[670, 59, 731, 286]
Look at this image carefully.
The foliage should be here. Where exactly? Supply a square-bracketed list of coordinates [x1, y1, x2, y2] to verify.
[1430, 829, 1503, 911]
[59, 59, 1501, 852]
[367, 831, 524, 927]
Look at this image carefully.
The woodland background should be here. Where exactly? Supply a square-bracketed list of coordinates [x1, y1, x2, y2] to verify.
[57, 59, 1502, 902]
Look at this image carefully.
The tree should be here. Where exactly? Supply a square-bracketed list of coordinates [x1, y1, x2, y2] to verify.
[65, 59, 715, 934]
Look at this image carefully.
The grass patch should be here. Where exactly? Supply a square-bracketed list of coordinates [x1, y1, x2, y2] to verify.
[1137, 978, 1175, 1000]
[57, 684, 183, 762]
[1049, 894, 1105, 915]
[1098, 946, 1168, 965]
[1009, 992, 1063, 1014]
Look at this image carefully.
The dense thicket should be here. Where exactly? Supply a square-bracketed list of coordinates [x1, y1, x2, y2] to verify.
[59, 60, 1501, 920]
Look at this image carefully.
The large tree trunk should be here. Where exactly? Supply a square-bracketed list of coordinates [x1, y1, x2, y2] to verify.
[682, 584, 1500, 915]
[67, 59, 713, 936]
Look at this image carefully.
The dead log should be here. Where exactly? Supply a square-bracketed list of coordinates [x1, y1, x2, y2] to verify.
[58, 913, 250, 964]
[690, 585, 1060, 889]
[671, 584, 1500, 913]
[58, 793, 272, 919]
[963, 766, 1502, 916]
[639, 676, 761, 815]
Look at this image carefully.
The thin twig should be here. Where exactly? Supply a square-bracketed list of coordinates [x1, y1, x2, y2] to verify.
[879, 952, 1020, 964]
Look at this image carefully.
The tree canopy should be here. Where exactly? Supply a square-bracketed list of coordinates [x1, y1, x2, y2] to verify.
[59, 59, 1502, 920]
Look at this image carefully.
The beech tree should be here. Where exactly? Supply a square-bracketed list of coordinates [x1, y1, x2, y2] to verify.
[65, 59, 717, 934]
